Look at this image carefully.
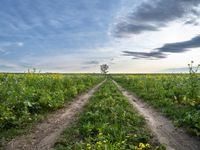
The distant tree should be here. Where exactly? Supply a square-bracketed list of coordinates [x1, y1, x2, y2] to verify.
[27, 68, 40, 73]
[100, 64, 109, 75]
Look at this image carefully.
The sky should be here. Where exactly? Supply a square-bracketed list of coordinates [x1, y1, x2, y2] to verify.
[0, 0, 200, 73]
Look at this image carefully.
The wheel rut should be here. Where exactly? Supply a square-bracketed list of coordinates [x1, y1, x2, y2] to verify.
[6, 80, 105, 150]
[113, 80, 200, 150]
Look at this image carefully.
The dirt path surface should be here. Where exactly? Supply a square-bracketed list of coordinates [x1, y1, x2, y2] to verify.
[113, 80, 200, 150]
[6, 80, 105, 150]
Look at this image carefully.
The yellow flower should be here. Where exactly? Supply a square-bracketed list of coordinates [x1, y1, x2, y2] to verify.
[87, 144, 91, 147]
[121, 140, 125, 144]
[87, 146, 91, 149]
[96, 141, 102, 145]
[191, 100, 196, 106]
[103, 140, 107, 143]
[145, 143, 151, 148]
[86, 143, 92, 149]
[98, 132, 103, 136]
[139, 143, 145, 148]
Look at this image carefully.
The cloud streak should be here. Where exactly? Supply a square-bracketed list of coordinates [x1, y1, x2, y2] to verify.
[84, 60, 99, 65]
[114, 22, 158, 37]
[184, 19, 200, 26]
[123, 35, 200, 59]
[113, 0, 200, 37]
[123, 51, 167, 59]
[157, 35, 200, 53]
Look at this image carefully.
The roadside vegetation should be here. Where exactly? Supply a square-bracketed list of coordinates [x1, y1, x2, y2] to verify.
[52, 80, 164, 150]
[0, 73, 103, 144]
[2, 62, 199, 149]
[113, 68, 200, 137]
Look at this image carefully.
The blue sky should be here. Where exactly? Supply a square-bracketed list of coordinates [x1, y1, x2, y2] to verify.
[0, 0, 200, 73]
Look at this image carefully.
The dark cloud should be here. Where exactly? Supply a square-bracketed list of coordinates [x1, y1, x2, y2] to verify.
[191, 8, 200, 16]
[84, 60, 99, 65]
[114, 22, 158, 37]
[123, 51, 167, 59]
[184, 20, 199, 26]
[113, 0, 200, 37]
[185, 20, 196, 25]
[123, 35, 200, 59]
[157, 35, 200, 53]
[129, 0, 200, 23]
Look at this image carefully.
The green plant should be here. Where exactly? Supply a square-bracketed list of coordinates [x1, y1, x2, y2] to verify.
[113, 72, 200, 137]
[0, 73, 103, 145]
[187, 61, 200, 99]
[53, 80, 163, 150]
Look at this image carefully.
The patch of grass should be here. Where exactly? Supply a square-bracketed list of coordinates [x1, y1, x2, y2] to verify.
[0, 74, 103, 148]
[52, 80, 164, 150]
[113, 74, 200, 137]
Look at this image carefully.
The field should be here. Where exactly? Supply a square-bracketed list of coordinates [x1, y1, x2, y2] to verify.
[0, 73, 103, 141]
[2, 0, 200, 149]
[52, 80, 164, 150]
[113, 73, 200, 136]
[0, 73, 200, 149]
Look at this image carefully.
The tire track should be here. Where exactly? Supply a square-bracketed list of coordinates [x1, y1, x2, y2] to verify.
[6, 80, 105, 150]
[113, 80, 200, 150]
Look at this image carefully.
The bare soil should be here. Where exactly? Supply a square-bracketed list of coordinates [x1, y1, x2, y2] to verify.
[6, 80, 105, 150]
[113, 80, 200, 150]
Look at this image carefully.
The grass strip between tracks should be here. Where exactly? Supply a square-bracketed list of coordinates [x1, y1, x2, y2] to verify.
[52, 80, 165, 150]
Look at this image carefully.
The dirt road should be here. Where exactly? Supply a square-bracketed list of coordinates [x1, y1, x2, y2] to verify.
[113, 80, 200, 150]
[6, 80, 105, 150]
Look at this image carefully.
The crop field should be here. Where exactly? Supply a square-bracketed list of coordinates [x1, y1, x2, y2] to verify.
[0, 73, 103, 142]
[2, 0, 200, 149]
[1, 73, 200, 150]
[113, 73, 200, 137]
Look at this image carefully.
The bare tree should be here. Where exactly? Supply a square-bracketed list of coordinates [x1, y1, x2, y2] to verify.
[100, 64, 109, 74]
